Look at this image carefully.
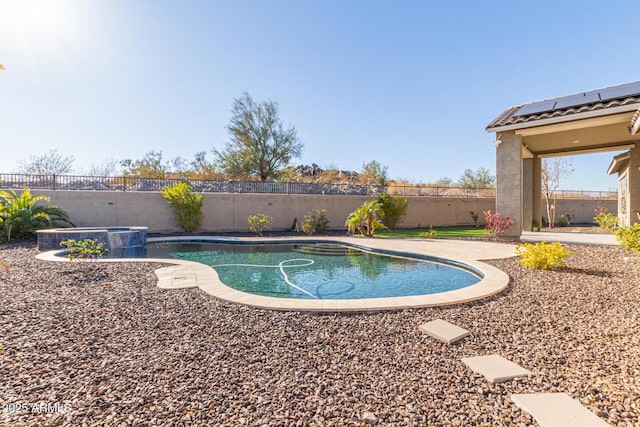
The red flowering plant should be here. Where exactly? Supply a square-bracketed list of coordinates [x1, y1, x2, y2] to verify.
[484, 210, 514, 239]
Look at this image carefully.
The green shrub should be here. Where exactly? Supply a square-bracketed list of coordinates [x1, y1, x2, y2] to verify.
[60, 239, 109, 270]
[0, 188, 74, 242]
[378, 194, 408, 229]
[516, 241, 572, 270]
[615, 223, 640, 256]
[248, 213, 272, 236]
[301, 209, 330, 235]
[593, 205, 616, 233]
[160, 181, 203, 233]
[558, 214, 569, 227]
[469, 211, 480, 227]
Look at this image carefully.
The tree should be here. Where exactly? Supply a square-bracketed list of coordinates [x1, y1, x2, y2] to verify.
[215, 93, 303, 181]
[541, 158, 573, 228]
[120, 150, 167, 178]
[86, 159, 119, 176]
[457, 167, 495, 189]
[434, 177, 453, 187]
[362, 160, 389, 185]
[19, 149, 75, 175]
[191, 151, 220, 179]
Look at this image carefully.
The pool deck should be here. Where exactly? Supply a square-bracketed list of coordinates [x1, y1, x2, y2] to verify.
[38, 235, 517, 312]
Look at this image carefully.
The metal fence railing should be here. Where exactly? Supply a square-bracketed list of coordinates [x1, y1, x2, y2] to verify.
[0, 173, 616, 199]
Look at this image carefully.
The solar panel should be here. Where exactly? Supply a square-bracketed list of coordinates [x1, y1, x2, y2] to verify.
[553, 92, 601, 110]
[599, 81, 640, 101]
[514, 80, 640, 117]
[514, 100, 556, 116]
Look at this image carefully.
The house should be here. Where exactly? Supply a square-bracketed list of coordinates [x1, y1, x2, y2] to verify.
[487, 81, 640, 236]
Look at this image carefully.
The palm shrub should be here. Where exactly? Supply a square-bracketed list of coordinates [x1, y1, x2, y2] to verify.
[345, 199, 386, 237]
[301, 209, 330, 235]
[0, 188, 74, 242]
[160, 181, 203, 233]
[378, 194, 408, 229]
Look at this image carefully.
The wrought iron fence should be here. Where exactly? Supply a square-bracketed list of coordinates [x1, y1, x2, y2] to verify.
[0, 173, 616, 199]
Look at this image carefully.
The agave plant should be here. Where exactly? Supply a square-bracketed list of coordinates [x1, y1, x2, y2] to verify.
[345, 199, 386, 237]
[0, 188, 74, 242]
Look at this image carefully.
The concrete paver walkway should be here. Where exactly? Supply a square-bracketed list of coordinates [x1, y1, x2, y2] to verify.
[511, 393, 609, 427]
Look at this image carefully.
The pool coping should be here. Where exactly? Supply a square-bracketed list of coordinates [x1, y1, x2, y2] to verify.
[36, 235, 517, 312]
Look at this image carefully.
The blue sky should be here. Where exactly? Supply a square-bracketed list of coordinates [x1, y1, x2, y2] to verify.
[1, 0, 638, 191]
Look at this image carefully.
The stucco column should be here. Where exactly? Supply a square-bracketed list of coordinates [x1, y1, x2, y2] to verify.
[629, 147, 640, 225]
[495, 131, 522, 237]
[532, 156, 542, 227]
[522, 158, 533, 231]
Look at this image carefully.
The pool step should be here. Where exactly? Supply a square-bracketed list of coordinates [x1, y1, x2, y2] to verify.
[293, 244, 363, 257]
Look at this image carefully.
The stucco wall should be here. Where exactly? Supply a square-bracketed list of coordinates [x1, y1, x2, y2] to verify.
[32, 190, 613, 233]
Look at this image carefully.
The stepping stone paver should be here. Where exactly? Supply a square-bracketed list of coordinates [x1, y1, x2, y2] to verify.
[511, 393, 609, 427]
[461, 354, 530, 383]
[418, 319, 471, 344]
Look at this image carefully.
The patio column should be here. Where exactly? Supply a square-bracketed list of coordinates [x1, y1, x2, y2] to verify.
[495, 131, 522, 237]
[523, 158, 533, 231]
[532, 156, 542, 228]
[629, 147, 640, 225]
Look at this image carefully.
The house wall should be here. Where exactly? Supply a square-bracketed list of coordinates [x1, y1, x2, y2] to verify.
[32, 190, 613, 233]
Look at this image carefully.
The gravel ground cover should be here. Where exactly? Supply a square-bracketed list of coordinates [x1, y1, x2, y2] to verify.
[0, 239, 639, 426]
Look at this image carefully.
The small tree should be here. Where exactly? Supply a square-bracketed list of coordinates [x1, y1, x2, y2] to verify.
[378, 194, 408, 229]
[120, 150, 168, 178]
[216, 93, 303, 181]
[160, 182, 203, 233]
[19, 149, 75, 175]
[457, 167, 495, 189]
[362, 160, 389, 185]
[541, 158, 573, 228]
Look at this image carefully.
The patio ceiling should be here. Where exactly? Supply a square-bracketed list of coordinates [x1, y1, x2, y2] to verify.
[515, 111, 640, 158]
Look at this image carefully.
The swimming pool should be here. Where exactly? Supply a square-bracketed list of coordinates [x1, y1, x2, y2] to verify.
[142, 241, 482, 300]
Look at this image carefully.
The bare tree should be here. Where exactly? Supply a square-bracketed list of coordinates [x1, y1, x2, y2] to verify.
[86, 159, 119, 176]
[541, 158, 573, 228]
[19, 149, 75, 174]
[120, 151, 167, 178]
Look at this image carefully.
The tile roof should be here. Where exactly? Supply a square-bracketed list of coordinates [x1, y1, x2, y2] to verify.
[487, 82, 640, 131]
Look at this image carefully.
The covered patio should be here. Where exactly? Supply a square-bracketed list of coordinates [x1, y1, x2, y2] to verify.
[487, 81, 640, 237]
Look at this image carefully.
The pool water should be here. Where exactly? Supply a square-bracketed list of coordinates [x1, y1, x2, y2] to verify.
[145, 241, 481, 300]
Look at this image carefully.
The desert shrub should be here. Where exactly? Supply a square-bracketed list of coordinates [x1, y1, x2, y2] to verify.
[483, 210, 513, 239]
[593, 205, 616, 232]
[557, 214, 569, 227]
[345, 200, 386, 237]
[516, 241, 572, 270]
[60, 239, 109, 271]
[301, 209, 330, 235]
[160, 181, 203, 233]
[378, 194, 408, 229]
[0, 188, 74, 242]
[248, 213, 272, 236]
[418, 226, 437, 238]
[615, 223, 640, 256]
